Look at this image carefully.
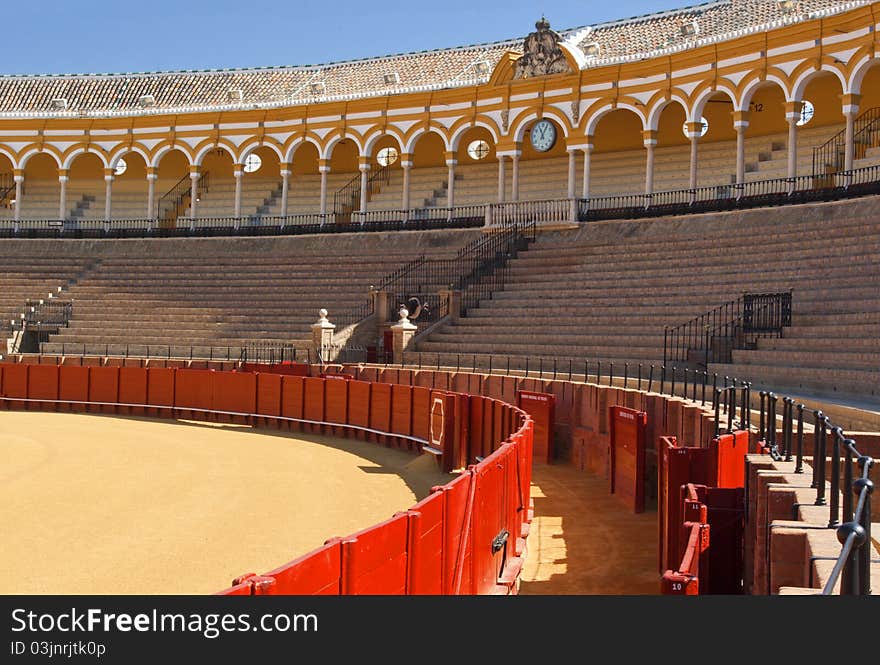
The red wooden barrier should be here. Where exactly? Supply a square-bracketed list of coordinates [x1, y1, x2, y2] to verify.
[609, 405, 648, 513]
[517, 391, 555, 463]
[58, 365, 89, 409]
[712, 430, 751, 489]
[89, 366, 120, 414]
[341, 514, 409, 595]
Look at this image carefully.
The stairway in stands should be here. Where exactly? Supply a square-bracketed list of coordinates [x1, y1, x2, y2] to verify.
[415, 195, 880, 403]
[38, 230, 480, 358]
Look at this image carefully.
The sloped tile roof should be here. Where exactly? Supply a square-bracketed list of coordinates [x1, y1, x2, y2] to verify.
[0, 1, 863, 118]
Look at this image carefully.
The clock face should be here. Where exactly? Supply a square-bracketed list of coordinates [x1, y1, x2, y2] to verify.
[530, 119, 556, 152]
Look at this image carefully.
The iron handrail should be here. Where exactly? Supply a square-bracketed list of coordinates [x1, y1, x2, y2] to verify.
[664, 291, 792, 366]
[812, 107, 880, 177]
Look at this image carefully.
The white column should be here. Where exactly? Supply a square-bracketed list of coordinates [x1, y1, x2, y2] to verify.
[785, 103, 802, 194]
[401, 159, 412, 212]
[58, 173, 68, 220]
[280, 167, 290, 217]
[510, 152, 520, 202]
[104, 174, 113, 221]
[644, 137, 656, 196]
[786, 116, 798, 180]
[233, 168, 243, 218]
[582, 144, 593, 199]
[358, 164, 370, 213]
[319, 165, 330, 215]
[13, 174, 23, 222]
[446, 159, 456, 209]
[843, 106, 858, 174]
[189, 172, 200, 219]
[689, 135, 699, 190]
[735, 123, 748, 188]
[497, 155, 506, 203]
[146, 172, 157, 220]
[566, 148, 577, 198]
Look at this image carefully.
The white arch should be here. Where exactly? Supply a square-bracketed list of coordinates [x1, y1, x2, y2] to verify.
[150, 144, 194, 169]
[62, 146, 109, 170]
[193, 142, 236, 167]
[449, 121, 500, 151]
[584, 103, 647, 137]
[363, 130, 404, 158]
[403, 127, 450, 155]
[689, 86, 737, 124]
[282, 136, 323, 165]
[108, 145, 151, 170]
[790, 65, 846, 103]
[18, 148, 62, 170]
[645, 96, 690, 132]
[510, 110, 571, 144]
[0, 146, 19, 169]
[846, 53, 880, 96]
[239, 140, 284, 163]
[737, 74, 790, 111]
[321, 133, 365, 161]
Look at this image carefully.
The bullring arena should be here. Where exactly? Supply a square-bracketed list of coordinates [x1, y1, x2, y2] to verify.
[0, 0, 878, 597]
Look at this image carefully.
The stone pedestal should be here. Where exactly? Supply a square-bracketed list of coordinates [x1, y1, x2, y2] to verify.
[439, 289, 462, 323]
[390, 307, 417, 365]
[311, 308, 336, 362]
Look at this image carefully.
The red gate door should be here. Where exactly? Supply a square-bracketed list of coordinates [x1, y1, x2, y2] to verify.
[516, 391, 555, 464]
[609, 406, 648, 513]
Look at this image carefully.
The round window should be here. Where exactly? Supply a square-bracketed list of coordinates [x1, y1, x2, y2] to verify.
[377, 147, 399, 166]
[682, 117, 709, 138]
[114, 158, 127, 176]
[797, 100, 814, 127]
[243, 154, 262, 173]
[467, 139, 490, 161]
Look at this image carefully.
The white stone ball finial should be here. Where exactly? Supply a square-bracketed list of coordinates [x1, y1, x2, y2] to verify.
[398, 307, 410, 322]
[319, 308, 329, 321]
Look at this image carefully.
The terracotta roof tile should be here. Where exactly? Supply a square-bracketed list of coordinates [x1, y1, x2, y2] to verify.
[0, 1, 862, 117]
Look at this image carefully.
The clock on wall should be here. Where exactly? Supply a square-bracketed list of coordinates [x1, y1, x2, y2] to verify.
[530, 119, 557, 152]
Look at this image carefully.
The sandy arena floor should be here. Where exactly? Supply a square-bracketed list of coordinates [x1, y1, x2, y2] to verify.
[0, 411, 450, 595]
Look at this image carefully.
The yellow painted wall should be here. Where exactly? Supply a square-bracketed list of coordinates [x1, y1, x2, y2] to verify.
[412, 132, 445, 168]
[803, 74, 845, 126]
[329, 140, 358, 174]
[201, 149, 234, 178]
[593, 110, 644, 153]
[24, 153, 58, 181]
[702, 95, 737, 143]
[745, 85, 788, 137]
[656, 103, 689, 147]
[291, 143, 319, 175]
[69, 153, 103, 179]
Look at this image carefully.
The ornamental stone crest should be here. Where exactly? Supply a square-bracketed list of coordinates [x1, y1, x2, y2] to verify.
[513, 17, 573, 79]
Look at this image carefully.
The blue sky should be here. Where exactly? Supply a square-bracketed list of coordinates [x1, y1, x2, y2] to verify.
[5, 0, 690, 75]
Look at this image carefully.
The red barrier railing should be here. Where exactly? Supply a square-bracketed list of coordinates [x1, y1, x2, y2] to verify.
[661, 483, 710, 595]
[0, 362, 534, 596]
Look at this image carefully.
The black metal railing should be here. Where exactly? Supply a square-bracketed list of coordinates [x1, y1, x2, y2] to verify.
[334, 220, 534, 332]
[238, 342, 300, 364]
[664, 291, 792, 367]
[13, 299, 73, 331]
[158, 171, 210, 223]
[332, 163, 391, 216]
[578, 163, 880, 222]
[752, 390, 874, 596]
[813, 107, 880, 178]
[0, 172, 15, 207]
